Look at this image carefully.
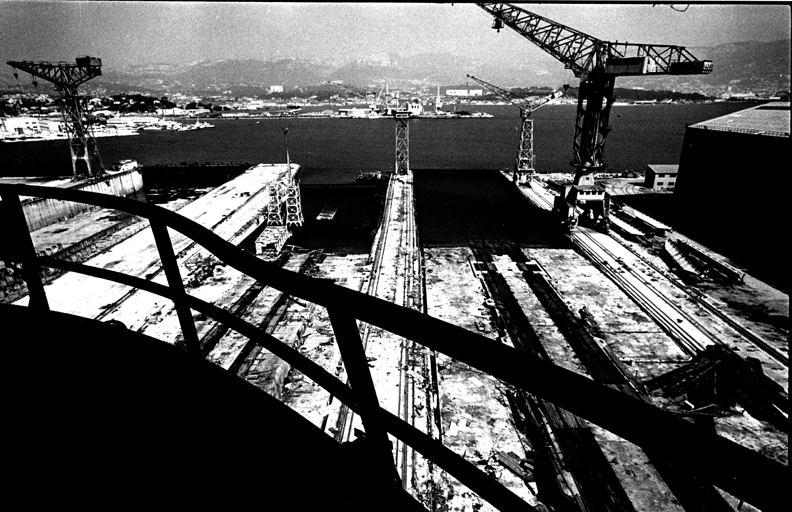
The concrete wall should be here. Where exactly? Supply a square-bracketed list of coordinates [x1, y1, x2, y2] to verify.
[21, 169, 145, 232]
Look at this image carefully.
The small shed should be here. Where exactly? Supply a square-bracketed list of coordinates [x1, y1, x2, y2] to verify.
[644, 164, 679, 191]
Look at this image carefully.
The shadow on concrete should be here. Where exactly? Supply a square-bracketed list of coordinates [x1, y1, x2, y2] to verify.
[1, 304, 419, 511]
[414, 169, 571, 249]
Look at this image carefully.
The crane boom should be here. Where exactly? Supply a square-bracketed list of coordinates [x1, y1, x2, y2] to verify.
[467, 74, 521, 108]
[327, 81, 367, 100]
[328, 81, 382, 112]
[7, 57, 102, 89]
[477, 3, 712, 78]
[529, 89, 565, 110]
[467, 74, 565, 111]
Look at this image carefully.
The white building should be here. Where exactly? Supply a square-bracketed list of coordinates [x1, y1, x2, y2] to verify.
[0, 116, 66, 140]
[644, 164, 679, 191]
[445, 89, 484, 97]
[269, 85, 284, 94]
[107, 116, 158, 129]
[156, 108, 188, 117]
[337, 108, 375, 118]
[1, 116, 42, 136]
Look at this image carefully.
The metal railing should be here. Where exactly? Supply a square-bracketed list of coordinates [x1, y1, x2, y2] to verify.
[0, 182, 785, 512]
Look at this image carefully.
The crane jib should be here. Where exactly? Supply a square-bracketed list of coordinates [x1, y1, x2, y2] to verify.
[477, 3, 713, 77]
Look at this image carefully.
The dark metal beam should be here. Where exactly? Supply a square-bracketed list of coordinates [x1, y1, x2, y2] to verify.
[0, 192, 50, 311]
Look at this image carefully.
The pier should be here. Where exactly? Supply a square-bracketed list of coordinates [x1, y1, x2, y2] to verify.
[10, 164, 292, 320]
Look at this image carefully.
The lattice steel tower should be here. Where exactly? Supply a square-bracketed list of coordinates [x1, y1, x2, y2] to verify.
[394, 100, 410, 176]
[283, 128, 304, 227]
[266, 181, 284, 226]
[7, 56, 104, 178]
[267, 128, 303, 227]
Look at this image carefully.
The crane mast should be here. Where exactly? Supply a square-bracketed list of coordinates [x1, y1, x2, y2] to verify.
[468, 74, 565, 183]
[476, 3, 712, 230]
[394, 100, 410, 175]
[7, 57, 104, 178]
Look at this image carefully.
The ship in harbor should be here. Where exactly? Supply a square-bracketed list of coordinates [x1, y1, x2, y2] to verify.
[355, 171, 389, 184]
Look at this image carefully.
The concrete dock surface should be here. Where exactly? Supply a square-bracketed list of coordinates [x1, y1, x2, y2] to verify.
[6, 165, 787, 512]
[13, 164, 292, 321]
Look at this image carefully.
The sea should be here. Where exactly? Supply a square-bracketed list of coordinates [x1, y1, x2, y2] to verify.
[0, 102, 750, 180]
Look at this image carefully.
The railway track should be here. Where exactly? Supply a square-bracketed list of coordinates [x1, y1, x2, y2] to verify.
[601, 232, 788, 366]
[332, 174, 424, 493]
[574, 228, 715, 356]
[521, 181, 788, 375]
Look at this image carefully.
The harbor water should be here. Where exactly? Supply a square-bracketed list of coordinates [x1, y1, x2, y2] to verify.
[5, 102, 777, 282]
[1, 103, 749, 178]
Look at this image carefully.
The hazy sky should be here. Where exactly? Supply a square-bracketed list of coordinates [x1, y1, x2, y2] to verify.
[1, 2, 789, 69]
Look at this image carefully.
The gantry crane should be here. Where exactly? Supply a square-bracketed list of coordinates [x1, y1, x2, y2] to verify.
[267, 127, 304, 228]
[476, 3, 713, 230]
[467, 74, 567, 184]
[7, 56, 104, 178]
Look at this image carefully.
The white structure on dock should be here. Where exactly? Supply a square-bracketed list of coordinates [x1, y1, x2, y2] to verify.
[259, 129, 303, 260]
[255, 226, 291, 260]
[14, 163, 297, 319]
[266, 128, 303, 229]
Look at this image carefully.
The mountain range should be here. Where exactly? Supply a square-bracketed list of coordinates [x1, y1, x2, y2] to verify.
[2, 39, 788, 98]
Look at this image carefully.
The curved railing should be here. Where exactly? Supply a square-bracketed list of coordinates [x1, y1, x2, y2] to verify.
[0, 182, 785, 511]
